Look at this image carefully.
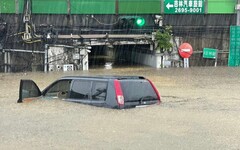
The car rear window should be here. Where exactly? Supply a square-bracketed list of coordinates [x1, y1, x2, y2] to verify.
[120, 80, 158, 102]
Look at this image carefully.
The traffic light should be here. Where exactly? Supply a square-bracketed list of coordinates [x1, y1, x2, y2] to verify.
[118, 16, 146, 29]
[0, 18, 7, 41]
[135, 17, 145, 27]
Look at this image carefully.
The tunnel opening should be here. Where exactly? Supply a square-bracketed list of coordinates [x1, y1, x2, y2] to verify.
[89, 44, 152, 69]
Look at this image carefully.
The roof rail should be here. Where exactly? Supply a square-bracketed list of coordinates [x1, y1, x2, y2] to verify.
[61, 75, 145, 80]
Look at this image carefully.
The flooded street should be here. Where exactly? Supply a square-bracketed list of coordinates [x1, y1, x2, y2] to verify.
[1, 67, 240, 150]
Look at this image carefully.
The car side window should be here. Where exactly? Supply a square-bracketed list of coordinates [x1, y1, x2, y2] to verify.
[45, 80, 72, 98]
[91, 81, 107, 101]
[70, 80, 91, 99]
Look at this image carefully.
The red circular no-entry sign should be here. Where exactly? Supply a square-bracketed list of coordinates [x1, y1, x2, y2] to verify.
[178, 43, 193, 58]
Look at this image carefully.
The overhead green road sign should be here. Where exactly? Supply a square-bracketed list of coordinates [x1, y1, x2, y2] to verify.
[164, 0, 205, 14]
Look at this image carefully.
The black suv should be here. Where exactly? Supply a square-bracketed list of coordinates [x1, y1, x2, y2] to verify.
[18, 76, 161, 109]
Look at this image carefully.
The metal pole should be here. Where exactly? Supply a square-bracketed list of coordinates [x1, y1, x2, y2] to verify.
[4, 50, 7, 73]
[214, 50, 218, 67]
[82, 49, 89, 71]
[44, 44, 48, 73]
[160, 0, 164, 14]
[75, 47, 80, 70]
[183, 58, 189, 68]
[67, 0, 71, 15]
[7, 52, 11, 72]
[83, 52, 89, 71]
[15, 0, 19, 14]
[237, 0, 240, 25]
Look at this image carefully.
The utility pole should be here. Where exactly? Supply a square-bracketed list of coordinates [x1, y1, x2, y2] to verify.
[44, 44, 48, 73]
[237, 0, 240, 25]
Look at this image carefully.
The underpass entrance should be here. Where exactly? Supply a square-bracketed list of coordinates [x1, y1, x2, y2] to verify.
[89, 44, 157, 69]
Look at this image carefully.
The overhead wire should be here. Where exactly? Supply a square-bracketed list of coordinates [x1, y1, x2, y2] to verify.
[91, 15, 119, 26]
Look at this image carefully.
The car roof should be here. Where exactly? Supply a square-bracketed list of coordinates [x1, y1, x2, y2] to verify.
[61, 76, 146, 80]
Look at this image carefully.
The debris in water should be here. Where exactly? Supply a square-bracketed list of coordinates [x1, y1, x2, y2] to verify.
[104, 62, 113, 69]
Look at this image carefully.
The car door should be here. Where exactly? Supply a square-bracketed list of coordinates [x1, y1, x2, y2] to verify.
[68, 79, 92, 104]
[90, 81, 108, 107]
[17, 80, 41, 103]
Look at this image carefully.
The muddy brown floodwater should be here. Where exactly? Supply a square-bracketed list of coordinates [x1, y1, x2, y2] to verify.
[1, 66, 240, 150]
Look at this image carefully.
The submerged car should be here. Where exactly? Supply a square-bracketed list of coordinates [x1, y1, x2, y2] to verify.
[17, 76, 161, 109]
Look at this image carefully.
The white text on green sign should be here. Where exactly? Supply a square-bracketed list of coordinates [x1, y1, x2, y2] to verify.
[203, 48, 217, 59]
[164, 0, 205, 14]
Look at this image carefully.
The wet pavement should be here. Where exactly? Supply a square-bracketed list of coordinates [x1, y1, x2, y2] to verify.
[1, 66, 240, 150]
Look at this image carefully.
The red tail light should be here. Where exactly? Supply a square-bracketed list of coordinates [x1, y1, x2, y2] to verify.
[147, 79, 161, 104]
[114, 80, 124, 106]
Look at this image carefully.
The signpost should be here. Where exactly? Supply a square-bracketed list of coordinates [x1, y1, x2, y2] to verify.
[203, 48, 218, 67]
[164, 0, 205, 14]
[178, 43, 193, 68]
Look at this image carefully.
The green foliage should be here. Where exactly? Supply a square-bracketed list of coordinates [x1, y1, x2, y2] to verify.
[155, 26, 173, 53]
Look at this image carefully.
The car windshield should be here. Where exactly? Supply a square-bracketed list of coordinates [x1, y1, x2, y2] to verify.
[44, 80, 72, 98]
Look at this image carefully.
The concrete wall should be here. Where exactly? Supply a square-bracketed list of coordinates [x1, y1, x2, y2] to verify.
[131, 51, 162, 68]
